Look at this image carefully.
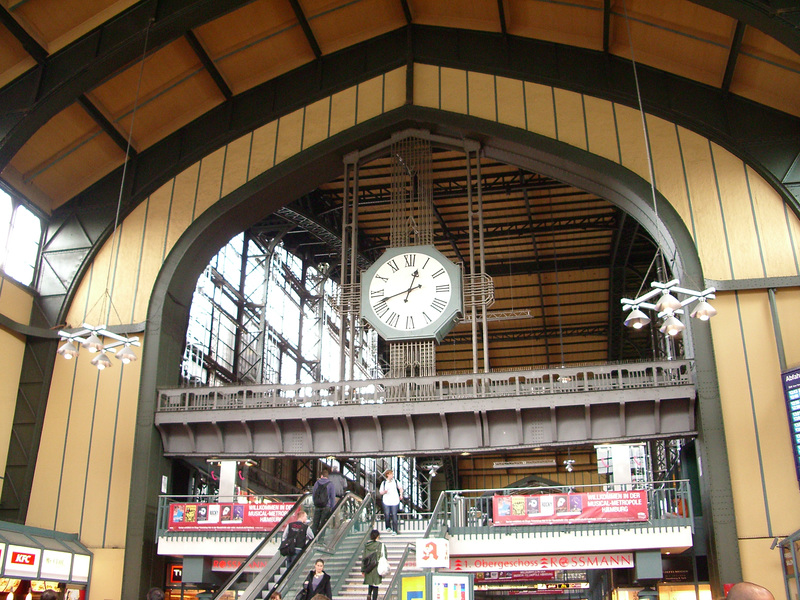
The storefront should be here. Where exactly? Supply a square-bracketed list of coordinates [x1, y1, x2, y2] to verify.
[0, 522, 92, 600]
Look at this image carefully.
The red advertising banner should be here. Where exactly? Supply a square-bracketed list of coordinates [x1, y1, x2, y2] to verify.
[168, 502, 295, 531]
[492, 491, 648, 525]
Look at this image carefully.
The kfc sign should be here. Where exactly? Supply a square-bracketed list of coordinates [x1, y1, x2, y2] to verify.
[5, 545, 41, 576]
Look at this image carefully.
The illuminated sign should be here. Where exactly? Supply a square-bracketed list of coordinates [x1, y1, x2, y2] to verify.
[170, 565, 183, 584]
[40, 550, 72, 580]
[451, 553, 634, 571]
[72, 555, 91, 583]
[5, 545, 40, 577]
[168, 502, 294, 532]
[493, 491, 648, 526]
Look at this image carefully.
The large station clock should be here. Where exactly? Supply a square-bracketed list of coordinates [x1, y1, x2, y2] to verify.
[361, 245, 463, 343]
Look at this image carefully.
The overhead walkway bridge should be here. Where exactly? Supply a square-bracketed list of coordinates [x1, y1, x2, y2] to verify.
[155, 359, 696, 457]
[156, 481, 693, 600]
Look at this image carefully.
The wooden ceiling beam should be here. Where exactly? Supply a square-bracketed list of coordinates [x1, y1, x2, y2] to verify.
[185, 30, 232, 100]
[603, 0, 611, 53]
[0, 5, 47, 63]
[288, 0, 322, 59]
[399, 0, 412, 24]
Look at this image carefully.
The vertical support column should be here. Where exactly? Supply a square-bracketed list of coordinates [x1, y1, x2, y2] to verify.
[476, 152, 490, 373]
[339, 161, 353, 381]
[466, 149, 479, 374]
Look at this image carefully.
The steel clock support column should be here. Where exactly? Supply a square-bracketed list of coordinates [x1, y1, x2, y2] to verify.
[388, 135, 436, 380]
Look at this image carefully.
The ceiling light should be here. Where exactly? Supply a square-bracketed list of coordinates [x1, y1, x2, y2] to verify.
[90, 352, 113, 371]
[82, 332, 104, 353]
[655, 292, 681, 312]
[57, 340, 79, 359]
[690, 300, 717, 321]
[624, 308, 650, 329]
[659, 315, 685, 336]
[115, 344, 138, 364]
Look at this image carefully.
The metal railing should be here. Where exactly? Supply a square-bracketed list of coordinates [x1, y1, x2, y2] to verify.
[157, 359, 692, 412]
[274, 493, 376, 600]
[210, 494, 311, 600]
[441, 480, 694, 537]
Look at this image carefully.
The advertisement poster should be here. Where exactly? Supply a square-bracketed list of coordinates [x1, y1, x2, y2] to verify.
[492, 491, 648, 525]
[168, 501, 294, 531]
[432, 574, 473, 600]
[401, 575, 427, 600]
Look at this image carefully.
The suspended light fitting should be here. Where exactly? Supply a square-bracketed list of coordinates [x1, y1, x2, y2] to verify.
[58, 323, 140, 369]
[621, 279, 716, 337]
[56, 21, 152, 371]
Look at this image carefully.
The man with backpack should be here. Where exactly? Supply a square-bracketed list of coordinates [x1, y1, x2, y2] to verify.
[280, 510, 313, 568]
[311, 470, 335, 534]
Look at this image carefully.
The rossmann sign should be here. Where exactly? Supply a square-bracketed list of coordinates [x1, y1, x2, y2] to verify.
[451, 553, 634, 571]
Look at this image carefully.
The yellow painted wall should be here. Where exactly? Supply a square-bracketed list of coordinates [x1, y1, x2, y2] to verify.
[25, 63, 800, 597]
[0, 276, 32, 475]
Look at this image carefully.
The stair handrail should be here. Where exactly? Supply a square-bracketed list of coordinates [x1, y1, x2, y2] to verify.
[269, 492, 375, 600]
[382, 542, 415, 600]
[423, 489, 448, 539]
[211, 493, 310, 600]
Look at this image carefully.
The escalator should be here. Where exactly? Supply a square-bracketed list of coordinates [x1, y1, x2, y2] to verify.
[213, 492, 377, 600]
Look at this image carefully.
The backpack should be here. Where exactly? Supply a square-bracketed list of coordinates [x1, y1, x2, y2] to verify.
[279, 522, 306, 556]
[362, 549, 378, 574]
[313, 481, 329, 508]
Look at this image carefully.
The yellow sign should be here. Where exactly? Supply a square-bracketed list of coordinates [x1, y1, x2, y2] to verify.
[402, 575, 427, 600]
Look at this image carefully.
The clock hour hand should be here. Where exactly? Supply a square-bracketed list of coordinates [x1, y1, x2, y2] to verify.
[383, 283, 422, 301]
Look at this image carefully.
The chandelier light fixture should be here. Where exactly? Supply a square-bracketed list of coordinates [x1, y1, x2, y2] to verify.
[617, 1, 719, 338]
[57, 21, 152, 371]
[621, 280, 717, 337]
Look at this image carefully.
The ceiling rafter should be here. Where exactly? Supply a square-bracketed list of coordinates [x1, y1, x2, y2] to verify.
[288, 0, 322, 59]
[77, 95, 135, 157]
[184, 30, 233, 100]
[721, 20, 746, 93]
[0, 5, 47, 63]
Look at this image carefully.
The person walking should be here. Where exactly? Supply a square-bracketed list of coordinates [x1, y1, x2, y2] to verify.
[281, 509, 313, 568]
[311, 470, 336, 534]
[298, 559, 332, 600]
[361, 529, 386, 600]
[328, 463, 348, 501]
[378, 469, 403, 535]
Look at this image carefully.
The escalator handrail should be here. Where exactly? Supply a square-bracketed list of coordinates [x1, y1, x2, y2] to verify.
[272, 493, 375, 600]
[211, 493, 311, 600]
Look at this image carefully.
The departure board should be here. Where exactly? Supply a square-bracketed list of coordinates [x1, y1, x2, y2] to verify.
[782, 366, 800, 485]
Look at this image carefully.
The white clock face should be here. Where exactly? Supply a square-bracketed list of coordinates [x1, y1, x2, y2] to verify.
[367, 251, 454, 332]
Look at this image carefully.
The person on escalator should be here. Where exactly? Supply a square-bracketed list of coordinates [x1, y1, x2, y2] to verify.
[282, 509, 314, 568]
[311, 470, 336, 534]
[298, 559, 332, 600]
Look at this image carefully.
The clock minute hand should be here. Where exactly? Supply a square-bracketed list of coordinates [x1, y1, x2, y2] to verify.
[404, 269, 420, 302]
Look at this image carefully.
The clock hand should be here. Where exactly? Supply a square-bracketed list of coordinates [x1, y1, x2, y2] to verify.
[382, 284, 422, 301]
[404, 270, 420, 302]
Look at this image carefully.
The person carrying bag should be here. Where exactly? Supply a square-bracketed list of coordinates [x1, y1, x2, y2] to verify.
[361, 529, 389, 600]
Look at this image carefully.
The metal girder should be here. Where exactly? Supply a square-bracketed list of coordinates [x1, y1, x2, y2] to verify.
[154, 384, 697, 457]
[607, 211, 642, 360]
[722, 21, 747, 93]
[0, 5, 47, 63]
[184, 30, 233, 99]
[287, 0, 321, 59]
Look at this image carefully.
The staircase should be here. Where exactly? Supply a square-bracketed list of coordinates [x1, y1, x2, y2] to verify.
[336, 524, 424, 600]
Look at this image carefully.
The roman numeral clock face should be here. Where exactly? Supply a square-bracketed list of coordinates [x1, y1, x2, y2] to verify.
[361, 246, 463, 343]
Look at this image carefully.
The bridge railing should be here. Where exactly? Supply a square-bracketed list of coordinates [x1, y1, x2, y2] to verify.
[440, 480, 694, 537]
[157, 359, 692, 412]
